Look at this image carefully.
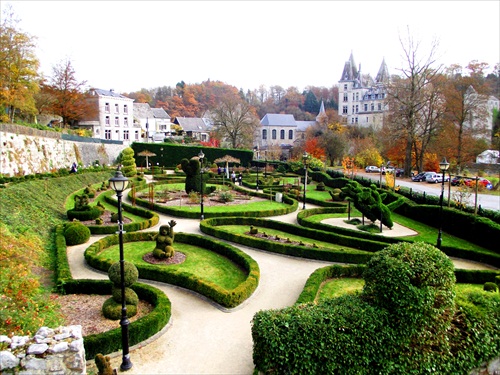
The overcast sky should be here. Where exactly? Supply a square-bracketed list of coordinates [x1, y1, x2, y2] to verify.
[4, 0, 500, 94]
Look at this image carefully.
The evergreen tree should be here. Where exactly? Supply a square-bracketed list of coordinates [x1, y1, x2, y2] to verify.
[303, 91, 319, 114]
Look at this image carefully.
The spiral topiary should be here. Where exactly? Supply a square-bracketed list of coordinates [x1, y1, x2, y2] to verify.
[64, 222, 91, 246]
[120, 147, 137, 177]
[102, 261, 139, 320]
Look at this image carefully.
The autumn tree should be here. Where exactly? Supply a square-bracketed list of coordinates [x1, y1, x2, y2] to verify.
[441, 63, 493, 172]
[210, 96, 260, 149]
[41, 59, 97, 126]
[384, 29, 445, 175]
[0, 5, 40, 122]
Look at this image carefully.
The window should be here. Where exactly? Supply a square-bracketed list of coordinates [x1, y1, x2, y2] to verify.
[272, 129, 277, 140]
[124, 117, 128, 126]
[352, 93, 355, 100]
[355, 117, 358, 123]
[280, 129, 285, 139]
[378, 103, 382, 111]
[105, 116, 110, 125]
[115, 104, 119, 113]
[352, 106, 355, 114]
[115, 117, 119, 126]
[288, 129, 293, 139]
[355, 105, 359, 113]
[371, 103, 375, 111]
[342, 106, 348, 114]
[355, 93, 359, 101]
[344, 84, 348, 90]
[364, 104, 368, 111]
[124, 105, 128, 114]
[105, 103, 110, 113]
[123, 130, 129, 140]
[105, 130, 111, 140]
[262, 129, 267, 140]
[135, 131, 139, 140]
[201, 134, 207, 142]
[343, 93, 348, 102]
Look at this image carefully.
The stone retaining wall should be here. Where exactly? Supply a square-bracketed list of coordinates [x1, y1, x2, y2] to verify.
[0, 123, 125, 176]
[0, 325, 85, 374]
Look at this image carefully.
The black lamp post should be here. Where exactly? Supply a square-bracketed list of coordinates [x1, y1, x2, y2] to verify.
[264, 150, 267, 177]
[436, 157, 450, 249]
[198, 150, 205, 220]
[109, 167, 132, 371]
[254, 146, 260, 192]
[302, 151, 309, 210]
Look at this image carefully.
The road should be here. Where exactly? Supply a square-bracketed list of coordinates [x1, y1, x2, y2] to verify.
[357, 172, 500, 212]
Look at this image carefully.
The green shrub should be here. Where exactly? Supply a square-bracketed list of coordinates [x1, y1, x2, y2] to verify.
[316, 181, 325, 191]
[102, 298, 138, 320]
[483, 282, 498, 292]
[67, 206, 103, 221]
[110, 212, 119, 223]
[64, 222, 91, 246]
[108, 261, 139, 287]
[112, 286, 139, 305]
[362, 242, 456, 334]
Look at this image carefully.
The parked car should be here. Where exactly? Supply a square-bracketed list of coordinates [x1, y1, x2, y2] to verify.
[465, 177, 493, 190]
[411, 172, 427, 182]
[426, 173, 449, 183]
[451, 176, 471, 186]
[365, 166, 380, 173]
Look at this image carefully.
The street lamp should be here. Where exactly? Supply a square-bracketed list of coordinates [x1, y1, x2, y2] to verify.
[254, 146, 260, 192]
[109, 167, 132, 371]
[302, 151, 309, 210]
[198, 150, 205, 220]
[436, 157, 450, 249]
[264, 150, 267, 177]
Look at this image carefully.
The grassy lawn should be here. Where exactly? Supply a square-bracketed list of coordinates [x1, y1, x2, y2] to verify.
[317, 278, 486, 302]
[99, 241, 247, 290]
[217, 225, 370, 254]
[306, 211, 493, 254]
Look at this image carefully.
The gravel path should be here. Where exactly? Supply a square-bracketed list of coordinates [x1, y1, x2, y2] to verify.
[71, 187, 497, 374]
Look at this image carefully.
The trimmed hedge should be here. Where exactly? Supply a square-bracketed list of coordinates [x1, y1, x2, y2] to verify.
[200, 216, 378, 263]
[83, 231, 260, 308]
[82, 190, 160, 234]
[53, 225, 171, 360]
[295, 264, 366, 304]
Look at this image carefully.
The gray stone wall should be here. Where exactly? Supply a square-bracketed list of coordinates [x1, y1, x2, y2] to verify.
[0, 326, 86, 374]
[0, 123, 126, 176]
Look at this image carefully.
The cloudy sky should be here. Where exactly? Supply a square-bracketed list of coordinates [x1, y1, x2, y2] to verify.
[4, 1, 499, 94]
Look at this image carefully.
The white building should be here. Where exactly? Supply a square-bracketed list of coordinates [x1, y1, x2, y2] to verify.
[464, 86, 499, 141]
[338, 52, 389, 128]
[79, 88, 137, 143]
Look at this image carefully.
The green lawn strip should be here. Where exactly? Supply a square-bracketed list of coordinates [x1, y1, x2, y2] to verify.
[98, 241, 246, 290]
[306, 211, 492, 254]
[217, 225, 364, 252]
[317, 279, 486, 302]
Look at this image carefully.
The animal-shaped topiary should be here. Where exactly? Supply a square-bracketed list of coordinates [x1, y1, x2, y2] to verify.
[181, 157, 201, 194]
[95, 353, 116, 375]
[152, 220, 177, 259]
[341, 180, 393, 229]
[102, 261, 139, 320]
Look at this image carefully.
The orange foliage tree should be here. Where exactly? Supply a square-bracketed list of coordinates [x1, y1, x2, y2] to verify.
[304, 138, 326, 161]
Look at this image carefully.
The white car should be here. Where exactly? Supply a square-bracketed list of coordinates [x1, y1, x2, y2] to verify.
[365, 166, 380, 173]
[426, 173, 450, 183]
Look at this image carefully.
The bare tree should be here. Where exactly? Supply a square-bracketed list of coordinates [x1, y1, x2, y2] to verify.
[385, 29, 444, 175]
[210, 97, 260, 149]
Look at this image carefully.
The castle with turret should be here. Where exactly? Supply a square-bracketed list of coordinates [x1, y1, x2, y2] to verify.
[338, 52, 390, 129]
